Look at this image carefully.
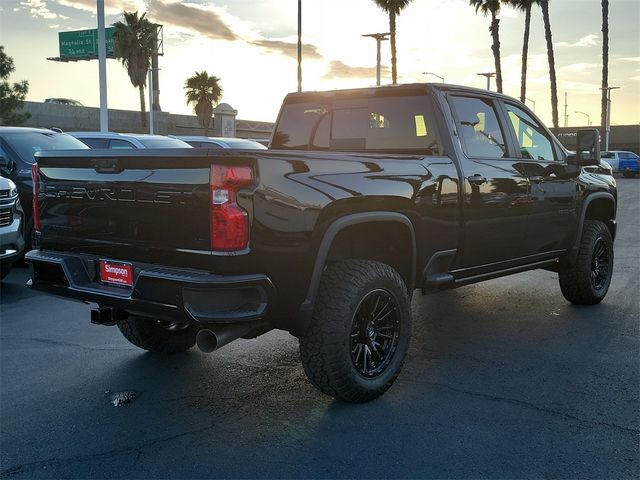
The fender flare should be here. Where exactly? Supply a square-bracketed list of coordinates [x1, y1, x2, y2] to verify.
[299, 211, 417, 316]
[567, 192, 616, 264]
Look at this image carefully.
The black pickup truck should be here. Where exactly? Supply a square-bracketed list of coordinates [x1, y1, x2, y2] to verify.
[27, 84, 616, 402]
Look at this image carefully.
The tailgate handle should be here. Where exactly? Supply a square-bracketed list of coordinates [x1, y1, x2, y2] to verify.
[92, 159, 123, 173]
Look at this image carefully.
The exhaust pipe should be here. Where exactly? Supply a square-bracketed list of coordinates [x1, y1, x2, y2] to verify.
[196, 323, 256, 353]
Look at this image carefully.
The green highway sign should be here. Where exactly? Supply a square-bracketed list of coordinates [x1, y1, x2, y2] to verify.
[59, 27, 115, 58]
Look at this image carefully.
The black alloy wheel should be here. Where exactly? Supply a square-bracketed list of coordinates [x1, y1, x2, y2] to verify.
[350, 289, 400, 378]
[590, 237, 610, 291]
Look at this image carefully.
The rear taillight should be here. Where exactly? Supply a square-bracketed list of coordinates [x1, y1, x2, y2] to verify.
[210, 165, 253, 251]
[31, 163, 41, 232]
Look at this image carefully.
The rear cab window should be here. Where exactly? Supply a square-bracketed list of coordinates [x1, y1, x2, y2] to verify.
[272, 91, 442, 155]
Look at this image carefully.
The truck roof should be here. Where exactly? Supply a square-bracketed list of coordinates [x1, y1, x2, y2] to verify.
[284, 82, 523, 105]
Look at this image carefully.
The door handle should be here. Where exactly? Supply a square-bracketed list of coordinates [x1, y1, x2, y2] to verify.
[467, 174, 486, 185]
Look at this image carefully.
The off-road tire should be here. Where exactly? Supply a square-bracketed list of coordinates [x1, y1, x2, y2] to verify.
[558, 220, 614, 305]
[117, 316, 199, 354]
[299, 260, 412, 403]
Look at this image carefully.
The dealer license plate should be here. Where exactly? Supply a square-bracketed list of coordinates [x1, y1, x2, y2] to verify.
[99, 260, 133, 287]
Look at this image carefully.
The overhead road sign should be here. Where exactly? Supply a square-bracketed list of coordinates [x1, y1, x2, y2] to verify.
[47, 25, 163, 62]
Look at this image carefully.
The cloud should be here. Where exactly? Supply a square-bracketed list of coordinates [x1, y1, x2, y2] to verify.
[51, 0, 323, 61]
[18, 0, 69, 20]
[146, 0, 238, 41]
[559, 62, 599, 74]
[619, 57, 640, 63]
[55, 0, 141, 15]
[323, 60, 390, 80]
[555, 34, 599, 48]
[251, 40, 322, 60]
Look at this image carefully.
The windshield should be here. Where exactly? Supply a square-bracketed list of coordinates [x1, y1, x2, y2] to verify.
[272, 93, 442, 155]
[2, 131, 89, 163]
[138, 137, 192, 149]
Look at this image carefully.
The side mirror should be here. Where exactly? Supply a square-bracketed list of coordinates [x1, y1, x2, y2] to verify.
[569, 128, 600, 166]
[0, 154, 10, 170]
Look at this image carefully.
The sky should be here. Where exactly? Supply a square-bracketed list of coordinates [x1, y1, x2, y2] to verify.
[1, 0, 639, 127]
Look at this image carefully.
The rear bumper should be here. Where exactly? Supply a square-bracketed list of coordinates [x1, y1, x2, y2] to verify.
[26, 250, 274, 325]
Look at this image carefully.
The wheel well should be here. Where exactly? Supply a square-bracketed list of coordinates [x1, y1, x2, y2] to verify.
[325, 221, 414, 291]
[585, 198, 616, 239]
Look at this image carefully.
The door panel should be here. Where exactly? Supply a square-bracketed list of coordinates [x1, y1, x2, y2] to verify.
[448, 95, 530, 270]
[503, 103, 577, 253]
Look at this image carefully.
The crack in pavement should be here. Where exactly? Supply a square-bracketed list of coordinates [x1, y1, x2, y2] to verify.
[412, 380, 640, 435]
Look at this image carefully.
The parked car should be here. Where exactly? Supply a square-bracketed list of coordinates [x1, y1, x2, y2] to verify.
[27, 83, 616, 403]
[617, 151, 640, 177]
[0, 177, 25, 280]
[0, 127, 89, 250]
[44, 98, 83, 106]
[601, 150, 640, 176]
[70, 132, 192, 149]
[171, 136, 267, 150]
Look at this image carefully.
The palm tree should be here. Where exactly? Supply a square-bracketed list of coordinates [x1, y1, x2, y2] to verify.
[185, 71, 222, 136]
[113, 11, 156, 128]
[470, 0, 503, 93]
[600, 0, 609, 139]
[509, 0, 539, 103]
[373, 0, 413, 85]
[539, 0, 558, 130]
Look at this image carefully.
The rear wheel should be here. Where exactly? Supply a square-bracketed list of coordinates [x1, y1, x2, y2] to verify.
[558, 220, 613, 305]
[117, 316, 199, 354]
[299, 260, 411, 403]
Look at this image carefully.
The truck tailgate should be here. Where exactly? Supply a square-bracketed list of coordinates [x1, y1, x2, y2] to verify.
[35, 150, 217, 262]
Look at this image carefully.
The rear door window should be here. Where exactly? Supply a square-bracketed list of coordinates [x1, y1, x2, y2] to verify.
[450, 96, 508, 158]
[109, 139, 136, 149]
[79, 137, 109, 149]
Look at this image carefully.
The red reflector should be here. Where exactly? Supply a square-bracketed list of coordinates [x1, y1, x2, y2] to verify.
[210, 165, 252, 251]
[31, 163, 41, 232]
[99, 261, 133, 287]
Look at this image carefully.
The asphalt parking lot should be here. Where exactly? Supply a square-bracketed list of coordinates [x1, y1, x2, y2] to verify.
[1, 177, 638, 479]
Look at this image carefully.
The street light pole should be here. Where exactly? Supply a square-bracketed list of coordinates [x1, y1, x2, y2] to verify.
[600, 86, 620, 151]
[525, 97, 536, 112]
[423, 72, 444, 83]
[477, 72, 495, 91]
[96, 0, 108, 132]
[363, 33, 390, 86]
[575, 111, 591, 126]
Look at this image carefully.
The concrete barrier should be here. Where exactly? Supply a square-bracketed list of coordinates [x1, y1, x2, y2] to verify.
[18, 101, 274, 140]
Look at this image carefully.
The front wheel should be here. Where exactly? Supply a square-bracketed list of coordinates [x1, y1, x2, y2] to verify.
[299, 260, 412, 403]
[558, 220, 614, 305]
[117, 316, 199, 354]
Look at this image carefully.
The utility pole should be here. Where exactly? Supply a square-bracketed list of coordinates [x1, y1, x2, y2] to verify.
[477, 72, 495, 91]
[297, 0, 302, 92]
[96, 0, 108, 132]
[363, 33, 390, 86]
[564, 92, 569, 127]
[600, 86, 620, 151]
